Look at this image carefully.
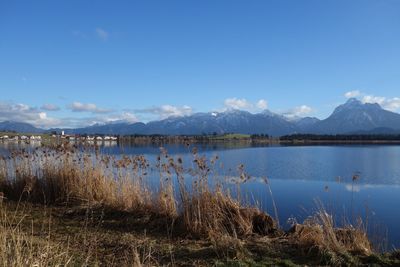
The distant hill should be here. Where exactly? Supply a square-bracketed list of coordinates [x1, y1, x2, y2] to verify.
[2, 98, 400, 136]
[142, 110, 297, 136]
[64, 122, 147, 135]
[292, 117, 321, 132]
[310, 98, 400, 134]
[0, 121, 44, 134]
[63, 110, 297, 136]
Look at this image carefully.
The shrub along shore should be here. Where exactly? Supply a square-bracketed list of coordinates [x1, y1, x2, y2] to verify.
[0, 144, 398, 266]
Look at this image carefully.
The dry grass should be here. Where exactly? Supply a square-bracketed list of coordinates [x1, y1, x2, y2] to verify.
[0, 200, 164, 266]
[0, 145, 276, 240]
[0, 147, 156, 211]
[0, 202, 74, 266]
[288, 201, 372, 265]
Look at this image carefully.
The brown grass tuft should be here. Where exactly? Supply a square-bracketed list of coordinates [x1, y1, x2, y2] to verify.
[288, 201, 372, 264]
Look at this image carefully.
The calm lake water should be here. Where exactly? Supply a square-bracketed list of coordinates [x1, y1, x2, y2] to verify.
[2, 142, 400, 249]
[103, 143, 400, 250]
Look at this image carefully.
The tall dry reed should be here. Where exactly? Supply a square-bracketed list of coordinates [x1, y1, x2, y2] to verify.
[0, 145, 276, 239]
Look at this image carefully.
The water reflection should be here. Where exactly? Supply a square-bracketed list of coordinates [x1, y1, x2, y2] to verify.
[98, 143, 400, 185]
[0, 140, 42, 154]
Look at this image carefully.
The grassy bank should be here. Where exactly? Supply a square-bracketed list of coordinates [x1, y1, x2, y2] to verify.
[0, 145, 398, 266]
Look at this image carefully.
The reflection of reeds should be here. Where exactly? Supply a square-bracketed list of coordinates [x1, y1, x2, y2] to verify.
[262, 176, 280, 227]
[351, 172, 361, 225]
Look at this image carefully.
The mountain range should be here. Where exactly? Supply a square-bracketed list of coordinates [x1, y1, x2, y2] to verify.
[2, 98, 400, 136]
[0, 121, 44, 134]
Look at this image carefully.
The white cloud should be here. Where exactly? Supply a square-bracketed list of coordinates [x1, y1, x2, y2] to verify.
[256, 99, 268, 110]
[159, 105, 192, 118]
[296, 105, 313, 115]
[344, 90, 361, 98]
[346, 90, 400, 112]
[362, 95, 400, 112]
[106, 112, 138, 123]
[68, 102, 112, 114]
[361, 95, 386, 105]
[135, 105, 193, 119]
[0, 101, 140, 129]
[41, 104, 60, 111]
[0, 102, 61, 128]
[224, 98, 252, 110]
[47, 112, 140, 129]
[282, 105, 314, 119]
[384, 97, 400, 111]
[75, 112, 139, 127]
[223, 98, 268, 111]
[95, 28, 109, 41]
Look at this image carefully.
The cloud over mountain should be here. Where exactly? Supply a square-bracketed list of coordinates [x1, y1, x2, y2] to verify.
[0, 102, 61, 128]
[68, 102, 112, 114]
[344, 90, 400, 112]
[224, 98, 268, 112]
[41, 104, 60, 111]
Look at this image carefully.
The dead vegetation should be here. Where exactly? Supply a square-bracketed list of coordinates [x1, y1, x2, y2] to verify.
[0, 145, 276, 240]
[287, 202, 373, 265]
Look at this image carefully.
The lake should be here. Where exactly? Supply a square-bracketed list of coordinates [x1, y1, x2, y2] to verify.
[99, 143, 400, 250]
[2, 142, 400, 249]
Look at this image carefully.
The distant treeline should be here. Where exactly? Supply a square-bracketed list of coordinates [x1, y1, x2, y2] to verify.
[116, 133, 271, 145]
[280, 134, 400, 141]
[121, 133, 269, 138]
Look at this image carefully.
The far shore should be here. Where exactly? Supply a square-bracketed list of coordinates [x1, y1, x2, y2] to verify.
[279, 140, 400, 145]
[2, 131, 400, 146]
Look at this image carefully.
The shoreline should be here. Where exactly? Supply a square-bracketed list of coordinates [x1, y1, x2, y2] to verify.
[3, 131, 400, 146]
[2, 200, 398, 266]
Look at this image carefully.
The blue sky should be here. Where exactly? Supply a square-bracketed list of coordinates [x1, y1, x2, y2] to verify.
[1, 0, 400, 128]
